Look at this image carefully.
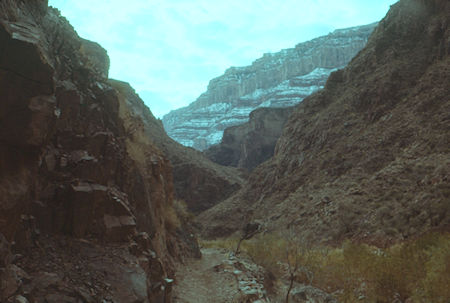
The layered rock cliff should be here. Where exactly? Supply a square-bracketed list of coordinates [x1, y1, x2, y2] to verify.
[205, 107, 293, 171]
[0, 1, 220, 301]
[198, 0, 450, 245]
[204, 68, 335, 171]
[163, 24, 377, 150]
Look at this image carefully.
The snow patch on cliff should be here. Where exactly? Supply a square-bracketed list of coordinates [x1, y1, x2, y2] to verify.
[165, 67, 336, 149]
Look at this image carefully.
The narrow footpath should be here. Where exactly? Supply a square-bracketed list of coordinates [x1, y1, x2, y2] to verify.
[172, 248, 270, 303]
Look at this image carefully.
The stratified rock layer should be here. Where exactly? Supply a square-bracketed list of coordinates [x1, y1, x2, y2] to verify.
[198, 0, 450, 245]
[163, 24, 377, 150]
[0, 1, 200, 301]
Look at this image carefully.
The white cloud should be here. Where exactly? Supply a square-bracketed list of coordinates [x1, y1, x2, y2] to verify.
[49, 0, 398, 117]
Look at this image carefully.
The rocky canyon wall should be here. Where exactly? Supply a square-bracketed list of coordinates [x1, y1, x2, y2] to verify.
[198, 0, 450, 245]
[163, 23, 377, 150]
[0, 1, 200, 302]
[108, 80, 245, 214]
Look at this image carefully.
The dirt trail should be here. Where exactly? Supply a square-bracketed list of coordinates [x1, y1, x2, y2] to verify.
[172, 248, 240, 303]
[172, 247, 335, 303]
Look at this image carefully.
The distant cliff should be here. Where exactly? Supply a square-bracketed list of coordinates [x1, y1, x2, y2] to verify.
[198, 0, 450, 245]
[163, 23, 377, 150]
[205, 107, 293, 171]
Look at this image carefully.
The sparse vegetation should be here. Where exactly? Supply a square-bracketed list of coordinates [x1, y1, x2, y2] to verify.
[164, 199, 195, 232]
[163, 201, 181, 232]
[235, 222, 262, 254]
[200, 236, 240, 251]
[172, 199, 195, 224]
[283, 228, 313, 303]
[202, 231, 450, 302]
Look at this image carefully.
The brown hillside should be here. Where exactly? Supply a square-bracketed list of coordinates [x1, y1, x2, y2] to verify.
[198, 0, 450, 245]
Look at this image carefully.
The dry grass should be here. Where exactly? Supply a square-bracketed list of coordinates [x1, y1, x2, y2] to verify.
[163, 202, 181, 232]
[200, 236, 240, 251]
[172, 199, 195, 224]
[164, 199, 197, 232]
[202, 232, 450, 302]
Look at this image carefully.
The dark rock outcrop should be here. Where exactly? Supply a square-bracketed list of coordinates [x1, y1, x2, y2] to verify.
[205, 107, 293, 171]
[110, 80, 244, 214]
[198, 0, 450, 244]
[0, 1, 202, 301]
[163, 24, 377, 150]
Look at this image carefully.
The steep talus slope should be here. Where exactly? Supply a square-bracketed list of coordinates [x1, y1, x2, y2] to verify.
[163, 24, 376, 150]
[205, 107, 293, 171]
[198, 0, 450, 244]
[0, 1, 198, 302]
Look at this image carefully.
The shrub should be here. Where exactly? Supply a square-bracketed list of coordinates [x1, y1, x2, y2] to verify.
[417, 233, 450, 302]
[172, 199, 194, 224]
[241, 234, 286, 276]
[163, 201, 181, 232]
[199, 236, 240, 251]
[202, 231, 450, 302]
[163, 199, 197, 233]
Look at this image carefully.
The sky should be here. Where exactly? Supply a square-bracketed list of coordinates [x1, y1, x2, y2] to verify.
[48, 0, 398, 118]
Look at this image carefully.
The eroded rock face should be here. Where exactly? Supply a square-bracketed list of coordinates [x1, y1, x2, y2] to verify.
[198, 0, 450, 244]
[205, 107, 293, 171]
[0, 1, 196, 301]
[109, 80, 244, 214]
[163, 24, 377, 150]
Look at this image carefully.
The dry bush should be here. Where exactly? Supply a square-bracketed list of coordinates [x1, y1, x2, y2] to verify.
[163, 202, 181, 232]
[421, 239, 450, 302]
[201, 232, 450, 303]
[199, 237, 240, 251]
[299, 247, 345, 292]
[163, 199, 196, 233]
[334, 232, 450, 302]
[240, 234, 286, 276]
[172, 199, 194, 224]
